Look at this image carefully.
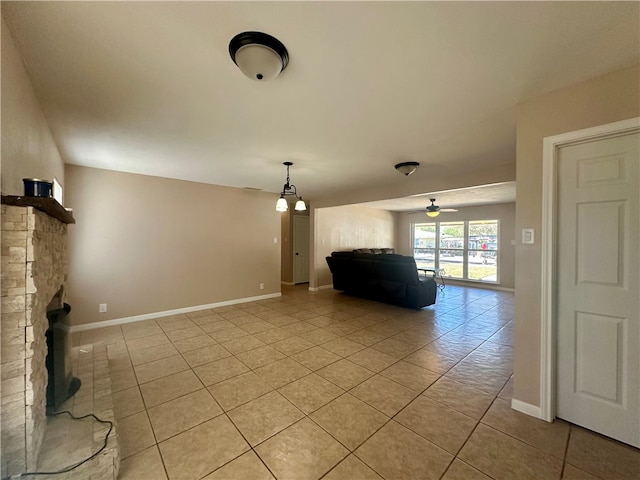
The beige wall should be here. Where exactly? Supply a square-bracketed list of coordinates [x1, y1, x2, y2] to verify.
[313, 205, 396, 287]
[309, 158, 516, 290]
[1, 16, 65, 196]
[513, 65, 640, 406]
[65, 165, 281, 326]
[396, 202, 516, 289]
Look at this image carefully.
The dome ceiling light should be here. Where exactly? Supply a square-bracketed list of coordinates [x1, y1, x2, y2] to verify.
[394, 162, 420, 176]
[229, 31, 289, 81]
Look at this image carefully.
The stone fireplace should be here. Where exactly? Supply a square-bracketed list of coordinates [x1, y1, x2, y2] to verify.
[1, 201, 71, 477]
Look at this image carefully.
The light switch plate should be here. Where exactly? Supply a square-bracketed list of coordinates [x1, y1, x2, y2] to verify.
[522, 228, 535, 245]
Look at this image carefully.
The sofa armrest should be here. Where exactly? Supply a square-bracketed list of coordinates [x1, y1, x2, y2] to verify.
[406, 276, 437, 308]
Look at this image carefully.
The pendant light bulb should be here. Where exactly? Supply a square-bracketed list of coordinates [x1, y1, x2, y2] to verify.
[294, 199, 306, 211]
[276, 196, 288, 212]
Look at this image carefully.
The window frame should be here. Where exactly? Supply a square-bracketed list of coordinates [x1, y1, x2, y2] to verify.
[412, 219, 500, 284]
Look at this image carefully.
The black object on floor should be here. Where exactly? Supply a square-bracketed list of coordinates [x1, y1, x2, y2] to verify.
[46, 303, 81, 413]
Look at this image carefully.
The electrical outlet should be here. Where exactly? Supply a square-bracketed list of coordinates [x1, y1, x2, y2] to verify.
[99, 303, 107, 313]
[259, 283, 265, 290]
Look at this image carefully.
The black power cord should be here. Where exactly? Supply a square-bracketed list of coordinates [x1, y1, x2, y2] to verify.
[7, 410, 113, 478]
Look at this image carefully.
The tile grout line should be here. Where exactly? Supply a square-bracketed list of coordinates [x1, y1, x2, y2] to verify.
[559, 425, 574, 480]
[99, 287, 521, 479]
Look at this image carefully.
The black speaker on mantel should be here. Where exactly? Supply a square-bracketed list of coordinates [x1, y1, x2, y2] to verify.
[45, 303, 81, 414]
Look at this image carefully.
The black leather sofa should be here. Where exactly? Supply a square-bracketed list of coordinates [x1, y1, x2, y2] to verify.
[325, 250, 437, 309]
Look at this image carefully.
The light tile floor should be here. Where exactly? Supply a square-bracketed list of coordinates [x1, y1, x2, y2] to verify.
[72, 285, 640, 480]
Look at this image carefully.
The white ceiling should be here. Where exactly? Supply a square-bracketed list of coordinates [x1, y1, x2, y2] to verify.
[3, 1, 638, 206]
[361, 181, 516, 212]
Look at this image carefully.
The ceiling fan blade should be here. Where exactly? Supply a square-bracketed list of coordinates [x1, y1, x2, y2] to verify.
[405, 209, 457, 214]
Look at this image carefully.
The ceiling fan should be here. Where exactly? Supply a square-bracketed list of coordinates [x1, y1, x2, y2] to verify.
[422, 198, 458, 217]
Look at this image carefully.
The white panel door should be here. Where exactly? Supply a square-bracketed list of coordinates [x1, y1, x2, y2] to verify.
[293, 215, 310, 284]
[556, 132, 639, 447]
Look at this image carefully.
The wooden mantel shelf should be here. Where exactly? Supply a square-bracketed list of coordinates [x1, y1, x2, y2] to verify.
[1, 195, 75, 224]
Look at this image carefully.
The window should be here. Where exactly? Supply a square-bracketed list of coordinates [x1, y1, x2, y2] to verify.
[413, 220, 499, 283]
[414, 224, 436, 269]
[439, 222, 465, 279]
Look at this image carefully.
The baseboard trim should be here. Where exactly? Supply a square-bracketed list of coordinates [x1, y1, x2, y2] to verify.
[511, 398, 543, 419]
[491, 286, 515, 293]
[308, 284, 333, 292]
[70, 292, 282, 332]
[280, 281, 295, 286]
[443, 279, 515, 292]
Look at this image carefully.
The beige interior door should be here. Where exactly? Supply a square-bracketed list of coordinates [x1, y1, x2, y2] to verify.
[556, 132, 639, 447]
[293, 215, 310, 284]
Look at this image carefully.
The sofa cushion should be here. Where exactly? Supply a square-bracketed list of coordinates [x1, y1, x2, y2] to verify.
[331, 251, 355, 259]
[353, 248, 395, 254]
[353, 252, 377, 260]
[374, 254, 420, 285]
[375, 253, 404, 260]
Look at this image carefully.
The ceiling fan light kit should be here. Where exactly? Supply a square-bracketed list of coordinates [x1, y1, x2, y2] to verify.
[426, 198, 441, 217]
[229, 31, 289, 81]
[394, 161, 420, 176]
[275, 162, 306, 212]
[423, 197, 458, 217]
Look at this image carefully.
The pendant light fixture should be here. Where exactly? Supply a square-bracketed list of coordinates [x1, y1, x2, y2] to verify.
[276, 162, 305, 212]
[229, 31, 289, 81]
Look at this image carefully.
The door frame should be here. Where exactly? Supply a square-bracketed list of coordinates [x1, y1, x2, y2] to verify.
[540, 117, 640, 422]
